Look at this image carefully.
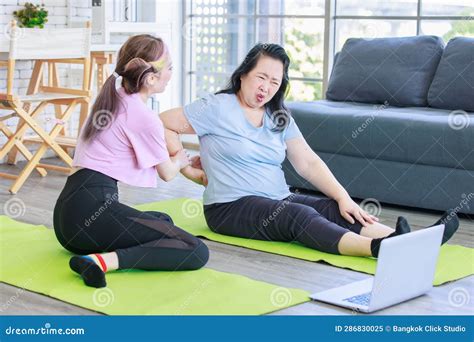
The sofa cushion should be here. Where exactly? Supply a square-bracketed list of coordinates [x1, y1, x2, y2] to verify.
[428, 37, 474, 112]
[288, 100, 474, 170]
[326, 36, 444, 107]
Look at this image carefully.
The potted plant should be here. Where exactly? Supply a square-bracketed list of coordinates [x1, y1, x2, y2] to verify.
[13, 2, 48, 28]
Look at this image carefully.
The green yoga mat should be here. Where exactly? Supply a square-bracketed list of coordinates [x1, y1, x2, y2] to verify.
[136, 198, 474, 286]
[0, 216, 309, 315]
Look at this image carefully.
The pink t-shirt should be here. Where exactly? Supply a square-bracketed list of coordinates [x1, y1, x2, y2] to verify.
[73, 88, 170, 187]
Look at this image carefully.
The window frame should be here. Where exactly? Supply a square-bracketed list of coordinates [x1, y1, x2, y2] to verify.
[183, 0, 473, 103]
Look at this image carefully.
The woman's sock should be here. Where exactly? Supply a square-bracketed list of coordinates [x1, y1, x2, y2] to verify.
[69, 254, 107, 288]
[429, 209, 460, 244]
[370, 216, 409, 257]
[370, 210, 460, 257]
[394, 216, 411, 235]
[370, 231, 396, 258]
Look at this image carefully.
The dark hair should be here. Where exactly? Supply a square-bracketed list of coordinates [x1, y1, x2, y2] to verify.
[81, 34, 165, 142]
[217, 43, 291, 132]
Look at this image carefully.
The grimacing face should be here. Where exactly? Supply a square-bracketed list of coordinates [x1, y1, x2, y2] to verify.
[239, 55, 284, 109]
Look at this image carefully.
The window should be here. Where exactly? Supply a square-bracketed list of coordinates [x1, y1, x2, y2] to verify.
[184, 0, 326, 102]
[184, 0, 474, 104]
[334, 0, 474, 50]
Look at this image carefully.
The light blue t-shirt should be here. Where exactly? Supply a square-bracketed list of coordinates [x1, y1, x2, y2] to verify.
[183, 93, 302, 205]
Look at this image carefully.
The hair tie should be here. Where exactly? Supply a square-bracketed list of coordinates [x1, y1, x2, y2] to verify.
[113, 71, 123, 90]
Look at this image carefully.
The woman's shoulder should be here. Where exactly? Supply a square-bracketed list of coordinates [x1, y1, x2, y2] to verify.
[116, 97, 161, 132]
[185, 92, 234, 119]
[198, 92, 236, 105]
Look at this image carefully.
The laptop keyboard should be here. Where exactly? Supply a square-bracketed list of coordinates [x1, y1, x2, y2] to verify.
[343, 292, 371, 306]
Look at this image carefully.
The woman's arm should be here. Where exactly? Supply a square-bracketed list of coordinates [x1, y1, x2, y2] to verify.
[160, 107, 196, 135]
[155, 149, 190, 182]
[286, 137, 348, 201]
[286, 137, 377, 226]
[160, 108, 208, 185]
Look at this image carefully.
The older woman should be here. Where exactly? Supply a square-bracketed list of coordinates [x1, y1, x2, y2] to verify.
[161, 43, 458, 258]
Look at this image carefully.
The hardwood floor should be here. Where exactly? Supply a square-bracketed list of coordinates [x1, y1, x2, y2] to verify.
[1, 158, 473, 315]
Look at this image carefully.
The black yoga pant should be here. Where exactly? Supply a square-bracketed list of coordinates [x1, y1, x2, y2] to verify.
[53, 168, 209, 271]
[204, 194, 363, 255]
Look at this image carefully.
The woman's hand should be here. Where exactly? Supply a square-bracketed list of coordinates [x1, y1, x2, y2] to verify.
[190, 155, 202, 169]
[181, 165, 208, 186]
[180, 155, 208, 186]
[172, 149, 191, 169]
[156, 149, 190, 182]
[337, 196, 379, 226]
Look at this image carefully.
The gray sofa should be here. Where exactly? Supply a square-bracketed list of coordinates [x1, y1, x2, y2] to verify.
[283, 36, 474, 214]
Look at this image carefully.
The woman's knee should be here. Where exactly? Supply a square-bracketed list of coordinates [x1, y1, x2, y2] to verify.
[284, 203, 320, 226]
[144, 211, 174, 224]
[322, 199, 363, 233]
[186, 239, 209, 270]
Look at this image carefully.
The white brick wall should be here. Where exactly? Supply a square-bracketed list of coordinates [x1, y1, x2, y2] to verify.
[0, 0, 92, 164]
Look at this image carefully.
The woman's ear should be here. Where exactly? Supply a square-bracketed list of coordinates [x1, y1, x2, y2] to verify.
[146, 72, 160, 87]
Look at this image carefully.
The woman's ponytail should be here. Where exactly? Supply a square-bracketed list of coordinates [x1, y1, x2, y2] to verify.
[81, 72, 122, 142]
[80, 34, 165, 142]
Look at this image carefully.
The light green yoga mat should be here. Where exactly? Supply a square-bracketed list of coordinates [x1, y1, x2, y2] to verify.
[0, 216, 309, 315]
[136, 198, 474, 286]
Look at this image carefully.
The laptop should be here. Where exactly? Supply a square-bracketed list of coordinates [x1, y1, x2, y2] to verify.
[310, 224, 444, 313]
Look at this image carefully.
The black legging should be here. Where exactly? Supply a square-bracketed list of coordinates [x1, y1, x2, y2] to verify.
[53, 168, 209, 271]
[204, 194, 363, 255]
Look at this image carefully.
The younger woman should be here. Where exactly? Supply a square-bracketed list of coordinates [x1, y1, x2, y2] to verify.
[53, 35, 209, 288]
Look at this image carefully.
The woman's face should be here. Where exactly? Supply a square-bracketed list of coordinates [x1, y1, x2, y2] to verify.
[148, 52, 173, 94]
[239, 55, 283, 109]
